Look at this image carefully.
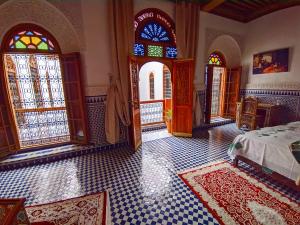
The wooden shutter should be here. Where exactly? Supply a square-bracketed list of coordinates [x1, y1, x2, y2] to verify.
[0, 56, 19, 158]
[223, 67, 241, 119]
[129, 56, 142, 150]
[204, 65, 214, 124]
[61, 53, 88, 144]
[172, 59, 194, 137]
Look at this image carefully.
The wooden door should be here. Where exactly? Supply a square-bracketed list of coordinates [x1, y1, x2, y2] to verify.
[222, 67, 241, 119]
[204, 65, 214, 124]
[129, 57, 142, 150]
[0, 55, 19, 158]
[219, 68, 227, 117]
[172, 59, 194, 137]
[61, 53, 88, 144]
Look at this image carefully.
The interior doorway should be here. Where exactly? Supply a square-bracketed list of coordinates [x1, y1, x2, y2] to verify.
[205, 51, 241, 124]
[138, 61, 172, 142]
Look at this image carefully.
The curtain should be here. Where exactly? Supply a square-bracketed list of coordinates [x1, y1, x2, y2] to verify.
[175, 0, 202, 127]
[105, 0, 134, 144]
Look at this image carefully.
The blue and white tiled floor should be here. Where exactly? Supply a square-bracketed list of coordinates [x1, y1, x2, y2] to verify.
[0, 124, 299, 224]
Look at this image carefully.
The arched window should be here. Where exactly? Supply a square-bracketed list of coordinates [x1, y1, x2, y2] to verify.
[2, 24, 60, 53]
[1, 24, 69, 148]
[149, 73, 155, 99]
[208, 52, 225, 66]
[134, 8, 177, 58]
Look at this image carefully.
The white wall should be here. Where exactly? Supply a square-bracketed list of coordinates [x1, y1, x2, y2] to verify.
[79, 0, 247, 95]
[81, 0, 112, 96]
[196, 11, 246, 90]
[139, 62, 164, 101]
[241, 6, 300, 90]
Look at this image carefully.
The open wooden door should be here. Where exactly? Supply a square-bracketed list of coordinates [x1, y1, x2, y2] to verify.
[172, 59, 194, 137]
[61, 53, 88, 144]
[0, 56, 19, 159]
[129, 56, 142, 150]
[222, 67, 241, 119]
[204, 65, 214, 124]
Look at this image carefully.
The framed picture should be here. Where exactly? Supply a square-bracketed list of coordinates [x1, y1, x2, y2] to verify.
[253, 48, 289, 75]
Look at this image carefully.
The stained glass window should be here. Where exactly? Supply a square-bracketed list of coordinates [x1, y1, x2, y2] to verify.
[134, 9, 177, 58]
[166, 47, 177, 58]
[140, 23, 170, 42]
[148, 45, 163, 57]
[9, 30, 56, 51]
[208, 53, 224, 66]
[134, 43, 145, 56]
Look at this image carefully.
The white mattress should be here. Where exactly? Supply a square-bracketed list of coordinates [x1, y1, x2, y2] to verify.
[228, 122, 300, 185]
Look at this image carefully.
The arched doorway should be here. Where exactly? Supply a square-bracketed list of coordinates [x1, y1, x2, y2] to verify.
[129, 8, 194, 149]
[208, 52, 226, 123]
[205, 51, 241, 124]
[0, 24, 88, 151]
[138, 61, 172, 141]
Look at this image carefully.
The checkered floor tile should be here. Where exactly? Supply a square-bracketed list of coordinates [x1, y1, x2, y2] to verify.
[0, 124, 299, 225]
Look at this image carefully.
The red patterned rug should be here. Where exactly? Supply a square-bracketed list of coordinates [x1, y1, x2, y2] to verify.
[178, 161, 300, 225]
[25, 192, 110, 225]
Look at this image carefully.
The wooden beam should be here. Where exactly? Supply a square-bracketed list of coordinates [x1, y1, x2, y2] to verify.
[201, 0, 225, 12]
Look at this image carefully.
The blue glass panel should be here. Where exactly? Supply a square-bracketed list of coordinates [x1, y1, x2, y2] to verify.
[14, 35, 20, 41]
[26, 31, 34, 36]
[140, 23, 170, 42]
[134, 43, 144, 56]
[166, 47, 177, 58]
[42, 37, 47, 42]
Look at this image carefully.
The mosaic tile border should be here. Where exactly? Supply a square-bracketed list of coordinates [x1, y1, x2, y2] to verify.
[240, 89, 300, 96]
[141, 123, 167, 132]
[0, 142, 128, 171]
[240, 89, 300, 123]
[85, 95, 127, 146]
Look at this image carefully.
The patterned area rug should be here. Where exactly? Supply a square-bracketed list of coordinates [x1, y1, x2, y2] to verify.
[178, 161, 300, 225]
[25, 192, 109, 225]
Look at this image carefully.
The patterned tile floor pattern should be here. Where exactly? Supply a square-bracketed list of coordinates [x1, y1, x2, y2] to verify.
[0, 124, 299, 225]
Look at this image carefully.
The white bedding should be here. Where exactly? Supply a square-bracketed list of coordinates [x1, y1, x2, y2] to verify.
[228, 121, 300, 185]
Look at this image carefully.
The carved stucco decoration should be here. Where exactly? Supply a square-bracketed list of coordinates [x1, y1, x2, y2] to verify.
[0, 0, 81, 53]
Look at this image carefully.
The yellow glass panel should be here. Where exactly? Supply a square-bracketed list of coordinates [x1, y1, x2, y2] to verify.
[20, 36, 30, 45]
[31, 37, 41, 45]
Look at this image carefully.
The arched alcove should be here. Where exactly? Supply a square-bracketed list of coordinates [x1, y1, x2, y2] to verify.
[208, 35, 241, 68]
[0, 0, 80, 53]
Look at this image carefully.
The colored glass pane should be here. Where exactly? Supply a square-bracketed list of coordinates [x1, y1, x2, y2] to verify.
[31, 37, 41, 45]
[37, 42, 48, 50]
[20, 36, 30, 45]
[166, 47, 177, 58]
[48, 40, 54, 48]
[15, 41, 26, 49]
[141, 23, 170, 42]
[8, 29, 56, 52]
[34, 31, 42, 36]
[148, 45, 163, 57]
[134, 43, 144, 56]
[208, 53, 223, 66]
[28, 45, 36, 49]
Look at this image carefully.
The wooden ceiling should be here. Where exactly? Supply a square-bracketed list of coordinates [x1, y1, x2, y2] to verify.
[199, 0, 300, 23]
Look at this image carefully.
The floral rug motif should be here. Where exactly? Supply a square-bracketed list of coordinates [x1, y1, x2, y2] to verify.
[25, 192, 108, 225]
[178, 161, 300, 225]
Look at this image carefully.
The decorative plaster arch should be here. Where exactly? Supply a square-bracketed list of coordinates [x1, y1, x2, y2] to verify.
[208, 35, 242, 68]
[0, 0, 80, 53]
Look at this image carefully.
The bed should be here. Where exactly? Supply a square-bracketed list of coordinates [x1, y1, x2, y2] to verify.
[228, 121, 300, 187]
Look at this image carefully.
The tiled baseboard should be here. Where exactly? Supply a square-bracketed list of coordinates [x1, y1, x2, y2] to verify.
[0, 142, 128, 171]
[240, 89, 300, 123]
[85, 95, 127, 146]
